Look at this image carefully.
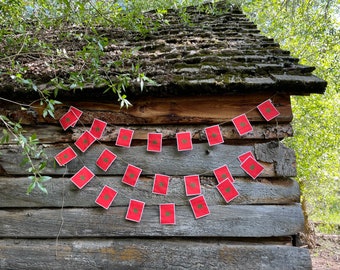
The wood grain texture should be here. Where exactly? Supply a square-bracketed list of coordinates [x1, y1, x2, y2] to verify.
[0, 143, 296, 177]
[0, 204, 304, 238]
[0, 239, 312, 270]
[2, 123, 293, 144]
[1, 93, 292, 125]
[0, 177, 300, 208]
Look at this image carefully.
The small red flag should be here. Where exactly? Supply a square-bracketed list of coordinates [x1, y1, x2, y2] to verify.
[122, 164, 142, 187]
[213, 165, 234, 183]
[176, 132, 193, 151]
[95, 185, 118, 209]
[159, 203, 176, 225]
[69, 106, 83, 127]
[232, 114, 253, 136]
[74, 130, 96, 152]
[184, 175, 201, 196]
[238, 151, 255, 163]
[189, 195, 210, 219]
[240, 156, 264, 179]
[96, 148, 117, 172]
[70, 166, 95, 189]
[257, 99, 280, 121]
[205, 125, 224, 146]
[125, 199, 145, 222]
[90, 118, 107, 139]
[216, 178, 239, 203]
[116, 128, 134, 148]
[69, 106, 83, 119]
[59, 110, 78, 130]
[55, 146, 77, 166]
[147, 133, 162, 152]
[152, 174, 170, 195]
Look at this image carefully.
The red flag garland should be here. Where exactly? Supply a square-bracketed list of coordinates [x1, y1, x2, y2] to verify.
[55, 98, 281, 224]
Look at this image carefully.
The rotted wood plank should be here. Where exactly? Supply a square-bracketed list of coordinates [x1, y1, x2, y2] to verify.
[2, 123, 293, 144]
[0, 239, 312, 270]
[1, 93, 292, 125]
[0, 204, 305, 238]
[0, 177, 300, 208]
[0, 143, 296, 177]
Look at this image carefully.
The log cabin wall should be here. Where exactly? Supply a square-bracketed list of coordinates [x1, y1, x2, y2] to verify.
[0, 2, 326, 269]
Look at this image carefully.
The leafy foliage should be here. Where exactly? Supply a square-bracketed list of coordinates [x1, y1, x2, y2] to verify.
[243, 0, 340, 233]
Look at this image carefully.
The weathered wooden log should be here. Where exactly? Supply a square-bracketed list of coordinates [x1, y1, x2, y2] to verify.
[0, 176, 300, 208]
[0, 93, 292, 125]
[0, 143, 296, 177]
[0, 204, 304, 238]
[0, 239, 312, 270]
[2, 123, 293, 144]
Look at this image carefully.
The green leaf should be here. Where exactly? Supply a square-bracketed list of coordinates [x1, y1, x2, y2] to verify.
[26, 181, 36, 195]
[37, 182, 48, 194]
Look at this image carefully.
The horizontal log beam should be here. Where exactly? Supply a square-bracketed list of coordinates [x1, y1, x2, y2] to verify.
[2, 123, 293, 144]
[0, 239, 312, 270]
[0, 204, 304, 238]
[0, 143, 296, 177]
[0, 177, 300, 208]
[1, 93, 292, 125]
